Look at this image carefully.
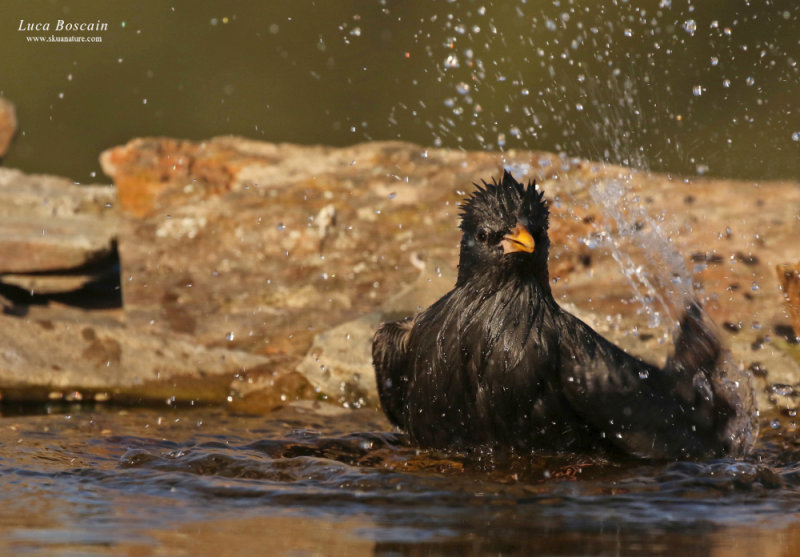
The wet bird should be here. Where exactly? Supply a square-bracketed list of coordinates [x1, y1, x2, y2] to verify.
[372, 171, 756, 459]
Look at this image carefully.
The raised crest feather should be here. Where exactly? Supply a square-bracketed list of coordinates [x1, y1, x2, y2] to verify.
[460, 170, 548, 231]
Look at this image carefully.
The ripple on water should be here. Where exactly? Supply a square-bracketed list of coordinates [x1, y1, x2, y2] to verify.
[1, 404, 800, 555]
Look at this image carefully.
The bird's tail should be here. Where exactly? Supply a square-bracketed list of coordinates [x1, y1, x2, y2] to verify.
[666, 301, 758, 456]
[668, 302, 720, 381]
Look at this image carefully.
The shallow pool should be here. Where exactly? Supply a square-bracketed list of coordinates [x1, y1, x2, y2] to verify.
[1, 401, 798, 556]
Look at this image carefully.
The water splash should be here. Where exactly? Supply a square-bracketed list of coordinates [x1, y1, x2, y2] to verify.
[381, 3, 800, 179]
[586, 175, 693, 330]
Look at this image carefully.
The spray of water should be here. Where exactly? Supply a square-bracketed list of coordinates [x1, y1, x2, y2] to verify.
[586, 176, 693, 330]
[560, 68, 695, 333]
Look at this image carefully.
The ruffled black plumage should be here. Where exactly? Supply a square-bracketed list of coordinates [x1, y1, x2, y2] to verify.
[372, 171, 757, 459]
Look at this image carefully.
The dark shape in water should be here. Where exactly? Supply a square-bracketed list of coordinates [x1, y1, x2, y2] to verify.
[373, 171, 757, 459]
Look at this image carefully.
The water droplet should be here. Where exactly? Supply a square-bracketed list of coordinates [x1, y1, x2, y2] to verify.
[277, 223, 286, 231]
[575, 103, 584, 111]
[444, 54, 460, 69]
[682, 19, 697, 36]
[225, 332, 235, 342]
[349, 27, 361, 37]
[751, 281, 760, 291]
[793, 132, 800, 142]
[745, 76, 755, 86]
[770, 418, 781, 430]
[387, 192, 397, 199]
[638, 370, 650, 380]
[455, 82, 470, 95]
[722, 78, 731, 88]
[771, 384, 794, 396]
[623, 29, 632, 37]
[520, 88, 530, 96]
[710, 56, 719, 66]
[497, 133, 506, 148]
[692, 85, 703, 96]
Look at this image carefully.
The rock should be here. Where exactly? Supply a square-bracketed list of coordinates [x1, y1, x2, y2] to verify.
[228, 370, 317, 415]
[0, 137, 793, 412]
[0, 254, 119, 298]
[0, 98, 16, 158]
[295, 255, 457, 407]
[777, 263, 800, 339]
[95, 137, 800, 413]
[0, 168, 117, 273]
[1, 273, 99, 295]
[99, 138, 500, 363]
[0, 308, 276, 403]
[295, 313, 381, 408]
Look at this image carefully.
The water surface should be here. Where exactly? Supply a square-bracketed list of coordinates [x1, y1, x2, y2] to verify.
[2, 401, 799, 556]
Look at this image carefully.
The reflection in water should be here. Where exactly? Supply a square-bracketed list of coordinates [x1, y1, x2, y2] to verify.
[1, 402, 799, 555]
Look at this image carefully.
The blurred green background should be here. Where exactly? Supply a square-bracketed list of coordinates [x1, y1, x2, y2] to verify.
[0, 0, 798, 182]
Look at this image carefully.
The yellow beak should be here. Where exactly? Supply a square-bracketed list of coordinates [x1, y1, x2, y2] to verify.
[501, 223, 535, 254]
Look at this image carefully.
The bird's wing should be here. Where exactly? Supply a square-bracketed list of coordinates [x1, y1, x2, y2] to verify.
[555, 306, 736, 459]
[372, 317, 414, 428]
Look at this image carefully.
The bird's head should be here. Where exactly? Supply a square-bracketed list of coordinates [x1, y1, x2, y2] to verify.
[457, 170, 550, 289]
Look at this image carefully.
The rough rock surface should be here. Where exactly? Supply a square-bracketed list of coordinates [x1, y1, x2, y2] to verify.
[0, 308, 272, 403]
[0, 163, 300, 404]
[96, 137, 800, 415]
[1, 136, 799, 417]
[294, 256, 457, 407]
[778, 262, 800, 339]
[0, 168, 117, 274]
[0, 97, 15, 158]
[1, 272, 102, 295]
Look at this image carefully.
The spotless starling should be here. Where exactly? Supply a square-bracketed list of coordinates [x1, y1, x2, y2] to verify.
[373, 171, 756, 459]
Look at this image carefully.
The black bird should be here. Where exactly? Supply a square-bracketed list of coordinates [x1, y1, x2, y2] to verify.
[372, 171, 756, 459]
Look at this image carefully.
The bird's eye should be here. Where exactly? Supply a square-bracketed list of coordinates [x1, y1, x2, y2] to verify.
[476, 228, 488, 243]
